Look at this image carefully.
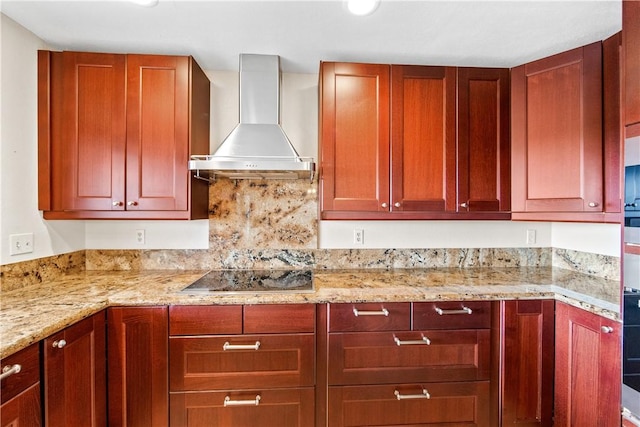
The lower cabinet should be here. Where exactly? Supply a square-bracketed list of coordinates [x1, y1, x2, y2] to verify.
[1, 343, 41, 427]
[168, 304, 316, 427]
[555, 302, 621, 427]
[43, 311, 106, 427]
[108, 306, 169, 427]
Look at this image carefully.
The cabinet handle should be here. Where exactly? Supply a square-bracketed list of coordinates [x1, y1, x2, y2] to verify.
[601, 326, 614, 334]
[394, 389, 430, 400]
[223, 395, 261, 407]
[435, 307, 473, 315]
[394, 336, 430, 346]
[353, 307, 389, 317]
[223, 341, 260, 351]
[0, 364, 21, 381]
[127, 201, 138, 207]
[625, 203, 638, 208]
[52, 339, 67, 349]
[460, 202, 468, 208]
[394, 202, 401, 208]
[588, 202, 599, 208]
[112, 201, 123, 207]
[381, 203, 388, 208]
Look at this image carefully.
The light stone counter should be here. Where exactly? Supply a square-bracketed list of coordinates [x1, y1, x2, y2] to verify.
[0, 267, 620, 359]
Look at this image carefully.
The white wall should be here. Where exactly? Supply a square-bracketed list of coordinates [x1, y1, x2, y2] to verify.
[1, 14, 85, 265]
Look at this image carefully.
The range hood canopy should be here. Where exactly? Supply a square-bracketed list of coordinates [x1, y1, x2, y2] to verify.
[189, 54, 315, 181]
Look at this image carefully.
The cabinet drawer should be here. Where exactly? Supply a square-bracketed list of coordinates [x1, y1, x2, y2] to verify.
[329, 330, 490, 385]
[170, 387, 314, 427]
[328, 382, 490, 426]
[413, 301, 491, 329]
[244, 304, 315, 334]
[169, 305, 243, 335]
[170, 334, 314, 391]
[1, 343, 40, 404]
[329, 303, 410, 332]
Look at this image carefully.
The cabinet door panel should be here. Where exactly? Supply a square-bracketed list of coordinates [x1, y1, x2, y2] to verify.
[320, 62, 390, 212]
[391, 65, 456, 212]
[56, 51, 126, 211]
[0, 343, 39, 404]
[0, 383, 41, 427]
[625, 0, 640, 129]
[457, 68, 510, 212]
[43, 311, 106, 427]
[126, 55, 190, 211]
[329, 302, 410, 332]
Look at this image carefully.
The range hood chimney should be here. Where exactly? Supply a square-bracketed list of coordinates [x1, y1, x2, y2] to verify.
[189, 54, 315, 181]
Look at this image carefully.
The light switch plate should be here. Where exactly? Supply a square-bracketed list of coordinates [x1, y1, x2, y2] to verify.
[9, 233, 34, 255]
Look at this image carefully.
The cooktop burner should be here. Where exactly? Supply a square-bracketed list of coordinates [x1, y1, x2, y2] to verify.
[181, 269, 314, 294]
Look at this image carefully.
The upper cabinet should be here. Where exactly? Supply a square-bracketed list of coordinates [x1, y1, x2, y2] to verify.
[624, 0, 640, 136]
[511, 41, 621, 222]
[38, 51, 210, 220]
[319, 62, 510, 220]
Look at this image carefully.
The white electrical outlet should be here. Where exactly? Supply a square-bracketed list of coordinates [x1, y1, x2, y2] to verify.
[136, 229, 145, 245]
[9, 233, 34, 255]
[526, 229, 536, 245]
[353, 229, 364, 246]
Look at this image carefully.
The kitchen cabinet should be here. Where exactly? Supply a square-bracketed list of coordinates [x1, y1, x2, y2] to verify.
[624, 0, 640, 137]
[169, 304, 316, 427]
[511, 41, 618, 222]
[319, 301, 494, 426]
[1, 343, 41, 427]
[554, 302, 621, 427]
[319, 62, 510, 220]
[501, 300, 554, 427]
[38, 50, 209, 220]
[108, 306, 168, 427]
[43, 311, 106, 427]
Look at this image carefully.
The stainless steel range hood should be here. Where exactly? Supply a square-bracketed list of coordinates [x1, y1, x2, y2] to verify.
[189, 54, 315, 181]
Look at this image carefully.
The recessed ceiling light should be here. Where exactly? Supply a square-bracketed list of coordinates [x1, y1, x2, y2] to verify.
[130, 0, 159, 7]
[346, 0, 380, 16]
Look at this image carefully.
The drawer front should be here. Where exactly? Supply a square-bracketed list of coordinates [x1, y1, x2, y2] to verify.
[329, 330, 491, 385]
[169, 305, 243, 335]
[170, 334, 314, 391]
[329, 303, 410, 332]
[244, 304, 315, 334]
[413, 301, 492, 329]
[329, 382, 490, 426]
[1, 343, 40, 404]
[170, 387, 314, 427]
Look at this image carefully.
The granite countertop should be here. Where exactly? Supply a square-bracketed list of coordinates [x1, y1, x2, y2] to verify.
[0, 267, 621, 359]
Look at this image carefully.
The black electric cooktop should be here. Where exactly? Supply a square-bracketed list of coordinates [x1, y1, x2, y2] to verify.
[181, 269, 314, 294]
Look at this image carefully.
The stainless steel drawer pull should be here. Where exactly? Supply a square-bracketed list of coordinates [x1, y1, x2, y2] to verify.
[394, 336, 430, 346]
[223, 341, 261, 351]
[435, 307, 473, 315]
[224, 395, 261, 407]
[394, 389, 430, 400]
[353, 308, 389, 317]
[0, 364, 21, 381]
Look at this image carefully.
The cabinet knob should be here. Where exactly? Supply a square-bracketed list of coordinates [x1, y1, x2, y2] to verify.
[381, 203, 388, 208]
[52, 339, 67, 349]
[394, 202, 401, 208]
[460, 202, 468, 208]
[112, 201, 123, 207]
[588, 202, 599, 208]
[127, 201, 138, 207]
[601, 326, 614, 334]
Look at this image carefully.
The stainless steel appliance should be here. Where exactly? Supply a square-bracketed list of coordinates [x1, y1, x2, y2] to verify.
[624, 136, 640, 421]
[181, 269, 314, 294]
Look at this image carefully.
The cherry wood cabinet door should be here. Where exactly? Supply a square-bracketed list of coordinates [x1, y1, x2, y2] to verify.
[501, 300, 554, 427]
[108, 306, 168, 427]
[511, 42, 603, 215]
[1, 343, 41, 427]
[555, 302, 621, 427]
[457, 68, 510, 213]
[43, 311, 107, 427]
[319, 62, 390, 215]
[0, 384, 41, 427]
[390, 65, 456, 212]
[624, 0, 640, 135]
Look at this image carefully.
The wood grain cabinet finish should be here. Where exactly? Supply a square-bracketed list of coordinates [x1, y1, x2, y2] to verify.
[624, 0, 640, 136]
[107, 306, 169, 427]
[169, 305, 316, 427]
[501, 300, 554, 427]
[38, 50, 209, 220]
[554, 302, 621, 427]
[511, 42, 607, 220]
[43, 311, 106, 427]
[1, 343, 41, 427]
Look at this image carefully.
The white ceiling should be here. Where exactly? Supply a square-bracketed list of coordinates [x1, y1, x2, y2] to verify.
[0, 0, 622, 74]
